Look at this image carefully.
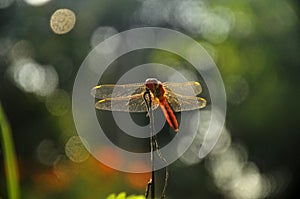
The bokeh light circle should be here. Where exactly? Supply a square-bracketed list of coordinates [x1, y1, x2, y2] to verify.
[72, 27, 226, 172]
[65, 136, 90, 163]
[50, 9, 76, 35]
[23, 0, 51, 6]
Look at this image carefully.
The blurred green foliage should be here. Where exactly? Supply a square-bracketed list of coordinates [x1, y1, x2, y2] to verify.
[0, 0, 299, 199]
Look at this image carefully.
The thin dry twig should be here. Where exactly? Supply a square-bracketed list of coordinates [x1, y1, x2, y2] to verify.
[144, 90, 155, 199]
[143, 90, 169, 199]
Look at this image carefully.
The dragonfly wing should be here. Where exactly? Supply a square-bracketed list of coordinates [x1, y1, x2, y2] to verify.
[163, 81, 202, 96]
[91, 83, 145, 99]
[95, 94, 159, 112]
[165, 91, 206, 112]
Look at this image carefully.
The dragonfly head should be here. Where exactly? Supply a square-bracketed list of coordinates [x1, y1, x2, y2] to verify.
[145, 78, 164, 98]
[145, 78, 160, 92]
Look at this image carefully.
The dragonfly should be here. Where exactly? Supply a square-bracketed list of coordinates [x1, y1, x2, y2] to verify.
[91, 78, 207, 132]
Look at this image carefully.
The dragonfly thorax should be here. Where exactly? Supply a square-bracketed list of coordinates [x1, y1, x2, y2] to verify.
[145, 78, 165, 98]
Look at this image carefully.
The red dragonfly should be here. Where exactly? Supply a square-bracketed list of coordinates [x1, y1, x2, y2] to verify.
[91, 78, 206, 132]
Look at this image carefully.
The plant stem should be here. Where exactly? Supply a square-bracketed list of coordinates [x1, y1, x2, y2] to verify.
[150, 131, 155, 199]
[143, 90, 155, 199]
[0, 101, 20, 199]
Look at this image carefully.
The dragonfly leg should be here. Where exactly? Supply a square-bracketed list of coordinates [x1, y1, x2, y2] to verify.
[145, 178, 152, 198]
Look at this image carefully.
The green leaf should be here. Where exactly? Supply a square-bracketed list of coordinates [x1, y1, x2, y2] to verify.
[106, 193, 117, 199]
[0, 101, 20, 199]
[127, 195, 146, 199]
[116, 192, 126, 199]
[106, 192, 146, 199]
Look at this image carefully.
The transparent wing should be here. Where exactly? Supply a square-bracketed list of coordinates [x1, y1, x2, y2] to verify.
[163, 81, 202, 96]
[91, 83, 146, 99]
[95, 94, 159, 112]
[165, 91, 206, 112]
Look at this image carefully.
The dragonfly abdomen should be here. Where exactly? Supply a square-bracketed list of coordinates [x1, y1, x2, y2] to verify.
[159, 97, 179, 132]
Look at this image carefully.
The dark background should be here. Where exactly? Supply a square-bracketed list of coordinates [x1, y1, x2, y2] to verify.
[0, 0, 299, 198]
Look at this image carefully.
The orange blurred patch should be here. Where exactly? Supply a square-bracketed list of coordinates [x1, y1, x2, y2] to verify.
[95, 147, 123, 175]
[97, 161, 118, 175]
[125, 162, 151, 189]
[33, 170, 71, 192]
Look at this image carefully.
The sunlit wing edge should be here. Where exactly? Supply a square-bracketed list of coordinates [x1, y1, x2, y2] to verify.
[91, 83, 145, 99]
[163, 81, 203, 96]
[94, 94, 160, 112]
[165, 92, 207, 112]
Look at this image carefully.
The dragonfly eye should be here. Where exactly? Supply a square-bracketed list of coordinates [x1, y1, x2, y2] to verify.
[145, 78, 159, 85]
[145, 78, 160, 91]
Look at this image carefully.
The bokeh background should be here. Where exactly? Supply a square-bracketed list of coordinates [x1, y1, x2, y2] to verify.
[0, 0, 299, 198]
